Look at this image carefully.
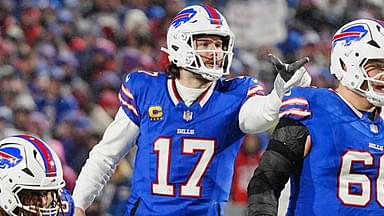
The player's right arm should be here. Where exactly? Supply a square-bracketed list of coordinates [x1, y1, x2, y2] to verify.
[73, 72, 144, 213]
[72, 108, 139, 212]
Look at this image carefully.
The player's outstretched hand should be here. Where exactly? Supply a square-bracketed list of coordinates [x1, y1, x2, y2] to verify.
[269, 54, 309, 82]
[270, 54, 311, 98]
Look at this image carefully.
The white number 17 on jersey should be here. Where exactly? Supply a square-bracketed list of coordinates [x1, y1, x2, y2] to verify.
[152, 137, 215, 197]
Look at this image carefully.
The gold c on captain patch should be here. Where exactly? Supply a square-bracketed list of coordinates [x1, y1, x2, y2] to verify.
[148, 105, 163, 120]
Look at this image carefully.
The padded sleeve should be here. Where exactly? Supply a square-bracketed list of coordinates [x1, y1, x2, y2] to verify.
[247, 117, 309, 216]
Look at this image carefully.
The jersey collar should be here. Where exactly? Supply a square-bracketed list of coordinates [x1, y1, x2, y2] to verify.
[167, 79, 216, 107]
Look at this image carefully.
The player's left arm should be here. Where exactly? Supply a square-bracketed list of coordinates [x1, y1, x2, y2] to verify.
[247, 117, 311, 216]
[239, 55, 311, 134]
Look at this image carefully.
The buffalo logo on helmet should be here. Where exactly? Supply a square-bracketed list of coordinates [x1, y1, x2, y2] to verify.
[0, 147, 23, 169]
[171, 8, 197, 28]
[332, 24, 368, 47]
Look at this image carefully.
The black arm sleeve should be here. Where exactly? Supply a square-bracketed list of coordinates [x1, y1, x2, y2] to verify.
[247, 117, 309, 216]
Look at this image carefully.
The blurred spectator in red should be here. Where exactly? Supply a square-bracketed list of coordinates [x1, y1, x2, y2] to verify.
[20, 6, 43, 46]
[98, 89, 119, 118]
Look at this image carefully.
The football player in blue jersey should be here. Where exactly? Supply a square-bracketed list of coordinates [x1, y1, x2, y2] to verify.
[73, 4, 311, 216]
[0, 135, 74, 216]
[248, 18, 384, 216]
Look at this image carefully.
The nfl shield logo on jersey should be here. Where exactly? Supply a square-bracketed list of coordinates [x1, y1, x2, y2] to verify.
[183, 111, 193, 122]
[370, 124, 378, 134]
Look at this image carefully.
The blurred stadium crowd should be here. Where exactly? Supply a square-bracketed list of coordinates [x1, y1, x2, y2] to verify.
[0, 0, 383, 215]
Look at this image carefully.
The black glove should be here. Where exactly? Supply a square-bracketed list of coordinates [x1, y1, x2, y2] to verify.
[269, 54, 310, 82]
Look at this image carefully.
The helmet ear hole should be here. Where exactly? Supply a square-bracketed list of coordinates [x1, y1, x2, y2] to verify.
[171, 45, 179, 52]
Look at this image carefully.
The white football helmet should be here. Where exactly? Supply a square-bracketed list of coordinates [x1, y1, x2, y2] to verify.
[162, 4, 235, 81]
[0, 135, 65, 216]
[330, 18, 384, 106]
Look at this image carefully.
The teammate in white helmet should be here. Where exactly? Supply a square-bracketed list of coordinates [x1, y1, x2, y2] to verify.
[248, 18, 384, 216]
[0, 135, 74, 216]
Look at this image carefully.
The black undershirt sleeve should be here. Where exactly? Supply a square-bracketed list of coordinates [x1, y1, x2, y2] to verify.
[247, 117, 309, 216]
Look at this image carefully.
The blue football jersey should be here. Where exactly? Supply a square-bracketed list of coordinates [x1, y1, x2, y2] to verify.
[118, 71, 265, 215]
[60, 188, 74, 216]
[280, 87, 384, 215]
